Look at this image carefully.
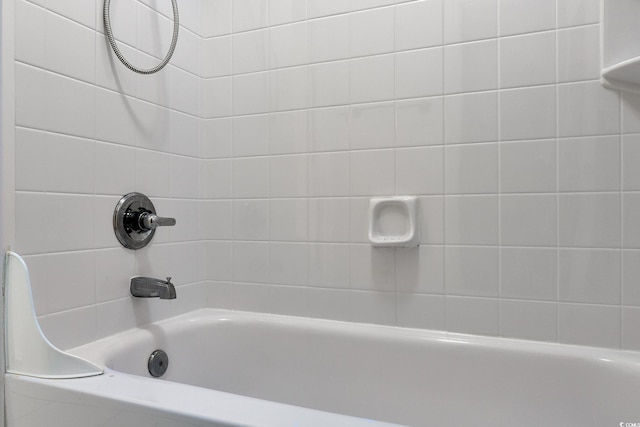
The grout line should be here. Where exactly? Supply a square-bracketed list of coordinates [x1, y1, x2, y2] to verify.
[19, 242, 639, 260]
[21, 3, 201, 79]
[619, 76, 625, 348]
[228, 0, 237, 310]
[441, 0, 447, 332]
[391, 4, 398, 327]
[15, 60, 202, 121]
[205, 49, 605, 85]
[211, 7, 598, 41]
[15, 187, 640, 199]
[133, 0, 142, 281]
[555, 0, 561, 343]
[303, 0, 312, 318]
[265, 0, 273, 299]
[496, 0, 502, 338]
[345, 0, 354, 318]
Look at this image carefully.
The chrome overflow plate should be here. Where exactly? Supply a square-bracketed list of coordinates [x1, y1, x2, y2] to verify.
[148, 349, 169, 378]
[113, 192, 176, 250]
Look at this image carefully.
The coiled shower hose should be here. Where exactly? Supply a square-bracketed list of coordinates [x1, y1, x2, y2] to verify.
[103, 0, 179, 74]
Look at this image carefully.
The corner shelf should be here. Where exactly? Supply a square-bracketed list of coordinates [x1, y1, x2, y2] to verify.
[602, 56, 640, 94]
[601, 0, 640, 93]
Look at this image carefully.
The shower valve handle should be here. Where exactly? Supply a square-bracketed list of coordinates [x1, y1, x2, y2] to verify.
[139, 212, 176, 230]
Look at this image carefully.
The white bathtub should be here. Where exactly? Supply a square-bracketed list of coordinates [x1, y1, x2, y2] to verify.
[6, 308, 640, 426]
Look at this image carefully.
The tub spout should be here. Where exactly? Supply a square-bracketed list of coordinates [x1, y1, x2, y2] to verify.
[130, 276, 176, 299]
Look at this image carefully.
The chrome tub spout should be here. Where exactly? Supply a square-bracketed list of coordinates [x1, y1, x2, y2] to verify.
[130, 276, 176, 300]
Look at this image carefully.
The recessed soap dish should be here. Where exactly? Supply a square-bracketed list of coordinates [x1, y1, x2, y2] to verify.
[368, 197, 419, 247]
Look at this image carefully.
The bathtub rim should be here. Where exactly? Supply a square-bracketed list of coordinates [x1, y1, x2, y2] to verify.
[70, 307, 640, 371]
[5, 370, 408, 427]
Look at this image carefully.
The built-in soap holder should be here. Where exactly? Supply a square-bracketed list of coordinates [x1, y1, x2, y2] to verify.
[368, 197, 419, 247]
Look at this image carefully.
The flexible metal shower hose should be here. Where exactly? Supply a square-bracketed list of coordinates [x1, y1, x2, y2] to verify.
[103, 0, 179, 74]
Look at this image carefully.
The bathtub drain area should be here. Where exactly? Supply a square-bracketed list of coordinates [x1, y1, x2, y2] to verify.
[148, 350, 169, 378]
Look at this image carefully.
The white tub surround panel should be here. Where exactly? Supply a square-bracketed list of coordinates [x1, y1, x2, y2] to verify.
[12, 0, 640, 352]
[13, 0, 208, 350]
[200, 0, 639, 352]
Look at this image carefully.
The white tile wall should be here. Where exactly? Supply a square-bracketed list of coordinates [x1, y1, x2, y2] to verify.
[499, 0, 555, 36]
[13, 0, 208, 350]
[500, 32, 556, 89]
[12, 0, 640, 352]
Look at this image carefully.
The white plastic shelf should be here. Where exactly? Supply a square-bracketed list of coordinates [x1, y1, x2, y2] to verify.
[601, 0, 640, 93]
[602, 56, 640, 93]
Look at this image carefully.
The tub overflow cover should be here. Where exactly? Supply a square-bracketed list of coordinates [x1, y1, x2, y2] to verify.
[148, 349, 169, 378]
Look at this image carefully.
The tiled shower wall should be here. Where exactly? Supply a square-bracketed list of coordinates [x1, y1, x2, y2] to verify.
[13, 0, 210, 349]
[11, 0, 640, 351]
[201, 0, 640, 351]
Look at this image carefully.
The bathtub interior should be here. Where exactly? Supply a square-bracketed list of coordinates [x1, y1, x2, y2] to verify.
[70, 309, 640, 427]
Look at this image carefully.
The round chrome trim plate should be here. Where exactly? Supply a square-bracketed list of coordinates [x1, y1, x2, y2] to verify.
[148, 349, 169, 378]
[113, 192, 157, 250]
